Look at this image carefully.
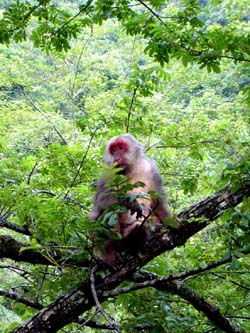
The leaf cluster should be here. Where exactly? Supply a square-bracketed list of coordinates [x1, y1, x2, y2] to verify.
[0, 2, 249, 332]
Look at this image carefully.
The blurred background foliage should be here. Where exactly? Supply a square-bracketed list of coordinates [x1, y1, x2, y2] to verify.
[0, 0, 249, 332]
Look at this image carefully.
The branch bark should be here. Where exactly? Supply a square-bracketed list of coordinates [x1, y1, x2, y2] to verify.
[0, 213, 31, 235]
[0, 289, 43, 310]
[156, 280, 244, 333]
[11, 183, 250, 333]
[106, 272, 245, 333]
[0, 236, 55, 265]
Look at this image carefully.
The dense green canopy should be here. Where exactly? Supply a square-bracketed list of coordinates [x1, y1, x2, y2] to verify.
[0, 1, 249, 332]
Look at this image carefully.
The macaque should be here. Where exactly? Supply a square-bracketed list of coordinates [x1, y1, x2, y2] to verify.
[89, 133, 171, 265]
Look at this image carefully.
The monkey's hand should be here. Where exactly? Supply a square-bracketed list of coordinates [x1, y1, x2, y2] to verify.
[89, 209, 103, 221]
[130, 201, 144, 219]
[119, 197, 146, 219]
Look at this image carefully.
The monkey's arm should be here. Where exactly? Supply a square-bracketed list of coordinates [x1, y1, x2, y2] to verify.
[88, 179, 117, 221]
[151, 166, 172, 223]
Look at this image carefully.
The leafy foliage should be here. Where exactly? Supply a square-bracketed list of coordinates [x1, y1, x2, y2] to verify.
[0, 1, 249, 333]
[0, 0, 249, 71]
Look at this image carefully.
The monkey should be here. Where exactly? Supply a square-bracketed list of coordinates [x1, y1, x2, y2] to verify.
[89, 133, 171, 265]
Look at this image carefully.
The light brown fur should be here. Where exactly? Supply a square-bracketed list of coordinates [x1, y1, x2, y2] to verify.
[89, 133, 171, 265]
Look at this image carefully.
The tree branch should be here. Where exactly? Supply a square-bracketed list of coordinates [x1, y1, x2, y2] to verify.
[64, 124, 102, 198]
[103, 275, 244, 333]
[52, 0, 94, 37]
[125, 85, 138, 133]
[90, 265, 121, 332]
[0, 213, 31, 235]
[75, 315, 115, 331]
[155, 280, 245, 333]
[0, 236, 56, 265]
[212, 273, 250, 291]
[17, 85, 67, 146]
[226, 315, 250, 320]
[166, 252, 245, 282]
[0, 288, 43, 310]
[0, 264, 36, 281]
[9, 3, 43, 34]
[0, 235, 90, 267]
[11, 183, 250, 333]
[136, 0, 167, 28]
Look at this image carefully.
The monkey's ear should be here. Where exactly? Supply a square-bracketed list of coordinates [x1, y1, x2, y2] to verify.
[121, 133, 143, 147]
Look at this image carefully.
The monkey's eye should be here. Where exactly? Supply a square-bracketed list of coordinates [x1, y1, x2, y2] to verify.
[109, 141, 128, 154]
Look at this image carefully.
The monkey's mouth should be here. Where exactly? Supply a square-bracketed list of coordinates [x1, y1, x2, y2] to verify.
[114, 161, 125, 169]
[117, 163, 125, 168]
[116, 164, 127, 174]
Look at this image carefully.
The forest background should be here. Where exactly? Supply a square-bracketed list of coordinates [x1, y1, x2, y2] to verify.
[0, 0, 249, 332]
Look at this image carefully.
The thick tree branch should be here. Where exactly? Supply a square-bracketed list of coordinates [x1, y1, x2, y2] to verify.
[0, 236, 56, 265]
[156, 280, 244, 333]
[11, 183, 250, 333]
[0, 235, 90, 267]
[104, 246, 250, 297]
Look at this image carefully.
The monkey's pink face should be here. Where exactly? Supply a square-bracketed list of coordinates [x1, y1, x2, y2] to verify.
[109, 140, 129, 169]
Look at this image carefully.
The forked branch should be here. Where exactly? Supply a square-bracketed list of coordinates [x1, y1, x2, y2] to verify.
[12, 182, 250, 333]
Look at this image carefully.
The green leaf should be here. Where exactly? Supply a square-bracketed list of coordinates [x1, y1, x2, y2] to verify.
[230, 255, 240, 269]
[164, 215, 179, 229]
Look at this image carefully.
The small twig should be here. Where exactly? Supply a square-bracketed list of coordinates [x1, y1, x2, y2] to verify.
[103, 277, 159, 297]
[226, 315, 250, 320]
[168, 256, 234, 282]
[212, 273, 250, 291]
[145, 136, 178, 152]
[32, 189, 56, 196]
[53, 0, 94, 37]
[156, 140, 221, 149]
[73, 309, 120, 331]
[126, 85, 138, 133]
[35, 266, 48, 304]
[0, 264, 36, 282]
[44, 245, 80, 250]
[219, 54, 250, 63]
[27, 162, 38, 185]
[0, 211, 10, 223]
[9, 3, 42, 33]
[136, 0, 168, 28]
[64, 125, 101, 198]
[90, 266, 121, 332]
[17, 85, 67, 145]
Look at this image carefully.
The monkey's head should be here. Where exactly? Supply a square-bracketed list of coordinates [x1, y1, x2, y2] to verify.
[104, 133, 144, 174]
